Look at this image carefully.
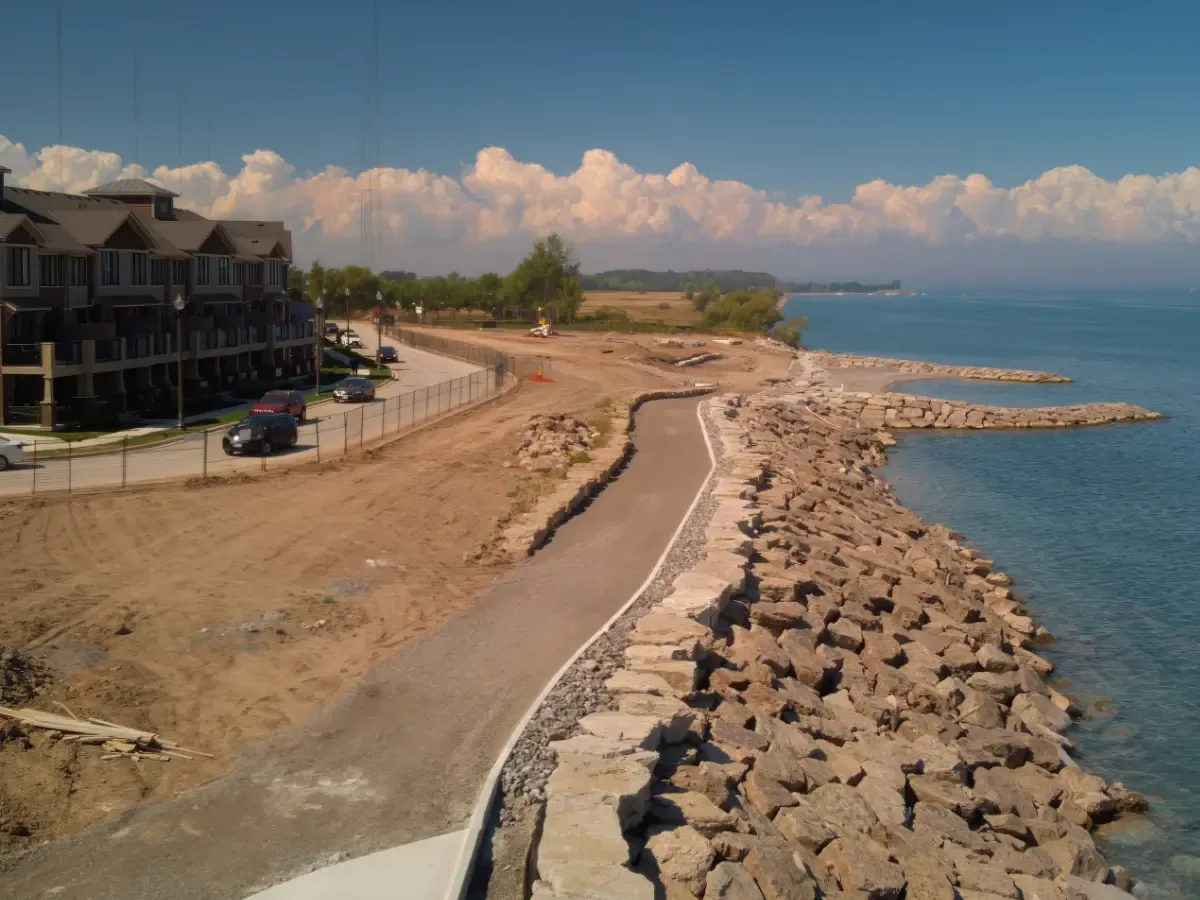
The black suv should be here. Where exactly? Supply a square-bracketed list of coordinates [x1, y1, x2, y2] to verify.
[222, 414, 298, 456]
[332, 376, 376, 403]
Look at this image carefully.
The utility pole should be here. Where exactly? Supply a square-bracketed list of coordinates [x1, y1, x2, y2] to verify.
[57, 7, 64, 190]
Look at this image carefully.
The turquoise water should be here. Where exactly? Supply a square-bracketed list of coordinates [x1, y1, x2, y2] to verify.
[783, 290, 1200, 897]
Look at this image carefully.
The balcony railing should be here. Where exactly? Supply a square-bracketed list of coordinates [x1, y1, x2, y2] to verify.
[55, 341, 82, 365]
[95, 339, 122, 362]
[2, 343, 42, 366]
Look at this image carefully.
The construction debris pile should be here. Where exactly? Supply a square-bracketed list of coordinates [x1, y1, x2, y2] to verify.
[0, 647, 50, 708]
[0, 707, 212, 763]
[513, 414, 596, 471]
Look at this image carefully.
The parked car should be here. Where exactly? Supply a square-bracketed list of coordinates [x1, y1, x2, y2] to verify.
[222, 414, 298, 456]
[378, 346, 399, 363]
[323, 322, 340, 336]
[250, 389, 307, 421]
[0, 437, 26, 471]
[332, 376, 376, 403]
[339, 330, 363, 348]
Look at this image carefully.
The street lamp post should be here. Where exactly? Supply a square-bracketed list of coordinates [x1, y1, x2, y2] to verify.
[344, 286, 351, 335]
[172, 293, 186, 429]
[375, 289, 383, 366]
[315, 293, 324, 396]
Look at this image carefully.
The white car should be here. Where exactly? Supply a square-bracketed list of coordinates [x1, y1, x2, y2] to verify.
[0, 437, 26, 471]
[339, 331, 363, 348]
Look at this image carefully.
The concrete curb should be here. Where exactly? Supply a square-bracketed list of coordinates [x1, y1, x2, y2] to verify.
[442, 396, 719, 900]
[498, 387, 717, 562]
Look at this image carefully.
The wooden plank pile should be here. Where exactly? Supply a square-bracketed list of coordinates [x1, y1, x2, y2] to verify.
[0, 705, 212, 763]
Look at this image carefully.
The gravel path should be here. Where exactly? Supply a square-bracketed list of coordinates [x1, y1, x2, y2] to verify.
[497, 401, 728, 824]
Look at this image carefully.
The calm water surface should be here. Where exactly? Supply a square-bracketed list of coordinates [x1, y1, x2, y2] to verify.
[783, 290, 1200, 897]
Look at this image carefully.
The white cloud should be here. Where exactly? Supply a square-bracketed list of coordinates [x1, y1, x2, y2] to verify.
[5, 133, 1200, 269]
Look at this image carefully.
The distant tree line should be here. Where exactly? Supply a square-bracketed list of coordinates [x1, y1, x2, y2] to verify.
[288, 234, 584, 322]
[781, 279, 902, 293]
[580, 269, 901, 294]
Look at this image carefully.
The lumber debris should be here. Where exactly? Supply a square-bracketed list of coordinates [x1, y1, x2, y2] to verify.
[0, 705, 213, 761]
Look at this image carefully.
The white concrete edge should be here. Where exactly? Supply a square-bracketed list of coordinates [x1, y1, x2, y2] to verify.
[441, 397, 720, 900]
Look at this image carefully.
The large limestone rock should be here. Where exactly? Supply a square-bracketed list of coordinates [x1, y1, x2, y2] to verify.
[546, 752, 656, 831]
[641, 824, 716, 895]
[744, 843, 817, 900]
[706, 861, 767, 900]
[819, 837, 906, 899]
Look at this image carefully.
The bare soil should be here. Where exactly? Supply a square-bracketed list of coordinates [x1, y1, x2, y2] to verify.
[0, 328, 791, 855]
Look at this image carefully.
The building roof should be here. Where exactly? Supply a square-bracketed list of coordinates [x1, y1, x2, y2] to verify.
[37, 222, 92, 254]
[222, 220, 293, 259]
[84, 179, 179, 199]
[0, 213, 33, 241]
[51, 209, 154, 248]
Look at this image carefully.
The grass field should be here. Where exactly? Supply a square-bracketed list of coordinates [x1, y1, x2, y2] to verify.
[580, 291, 700, 328]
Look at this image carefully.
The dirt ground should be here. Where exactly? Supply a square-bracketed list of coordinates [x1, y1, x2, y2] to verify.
[0, 327, 791, 856]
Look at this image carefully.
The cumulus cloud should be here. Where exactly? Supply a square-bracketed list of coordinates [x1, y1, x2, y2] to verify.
[5, 133, 1200, 269]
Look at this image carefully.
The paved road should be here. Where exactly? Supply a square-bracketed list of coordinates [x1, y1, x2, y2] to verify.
[0, 343, 484, 497]
[0, 396, 713, 899]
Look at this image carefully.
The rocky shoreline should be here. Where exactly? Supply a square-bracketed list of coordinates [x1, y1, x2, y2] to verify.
[505, 363, 1161, 899]
[802, 350, 1072, 384]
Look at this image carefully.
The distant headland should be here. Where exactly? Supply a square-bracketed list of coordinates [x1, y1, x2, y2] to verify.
[580, 268, 907, 295]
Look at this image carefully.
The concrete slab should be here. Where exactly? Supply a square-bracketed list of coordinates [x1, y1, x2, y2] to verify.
[247, 830, 466, 900]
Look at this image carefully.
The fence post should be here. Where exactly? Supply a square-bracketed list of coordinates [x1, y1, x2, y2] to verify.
[203, 429, 209, 478]
[315, 418, 321, 462]
[343, 411, 348, 455]
[122, 436, 128, 488]
[31, 441, 36, 495]
[67, 441, 72, 494]
[359, 408, 364, 448]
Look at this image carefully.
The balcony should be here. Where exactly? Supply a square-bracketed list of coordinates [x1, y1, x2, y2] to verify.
[95, 339, 122, 363]
[127, 336, 153, 360]
[2, 343, 43, 366]
[58, 322, 117, 342]
[55, 341, 82, 366]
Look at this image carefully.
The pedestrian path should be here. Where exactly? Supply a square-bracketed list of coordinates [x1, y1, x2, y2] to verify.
[0, 396, 713, 900]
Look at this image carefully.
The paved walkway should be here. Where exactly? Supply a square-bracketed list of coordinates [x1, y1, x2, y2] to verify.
[0, 396, 713, 899]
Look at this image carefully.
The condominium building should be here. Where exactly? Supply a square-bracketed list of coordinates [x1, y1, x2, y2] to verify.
[0, 167, 314, 427]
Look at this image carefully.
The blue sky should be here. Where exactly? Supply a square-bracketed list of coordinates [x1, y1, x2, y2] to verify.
[4, 0, 1200, 283]
[5, 0, 1198, 199]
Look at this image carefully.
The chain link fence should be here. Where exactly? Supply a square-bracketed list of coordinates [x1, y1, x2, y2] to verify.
[1, 359, 506, 497]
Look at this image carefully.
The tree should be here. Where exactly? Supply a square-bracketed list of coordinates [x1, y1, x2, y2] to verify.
[287, 267, 308, 301]
[505, 233, 584, 322]
[770, 316, 809, 349]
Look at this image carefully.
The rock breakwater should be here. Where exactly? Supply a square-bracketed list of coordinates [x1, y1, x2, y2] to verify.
[803, 350, 1072, 383]
[521, 394, 1151, 900]
[802, 387, 1163, 431]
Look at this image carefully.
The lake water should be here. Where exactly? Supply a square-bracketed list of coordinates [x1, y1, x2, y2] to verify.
[782, 290, 1200, 897]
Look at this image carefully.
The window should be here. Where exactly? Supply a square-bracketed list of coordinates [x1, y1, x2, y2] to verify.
[6, 247, 32, 287]
[282, 264, 289, 290]
[154, 197, 172, 219]
[233, 262, 244, 285]
[131, 252, 147, 286]
[150, 258, 164, 285]
[249, 263, 262, 286]
[101, 250, 120, 286]
[217, 256, 230, 285]
[171, 259, 188, 286]
[70, 256, 88, 286]
[197, 256, 211, 286]
[39, 254, 63, 287]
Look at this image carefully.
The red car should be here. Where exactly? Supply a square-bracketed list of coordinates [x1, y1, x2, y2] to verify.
[250, 389, 307, 421]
